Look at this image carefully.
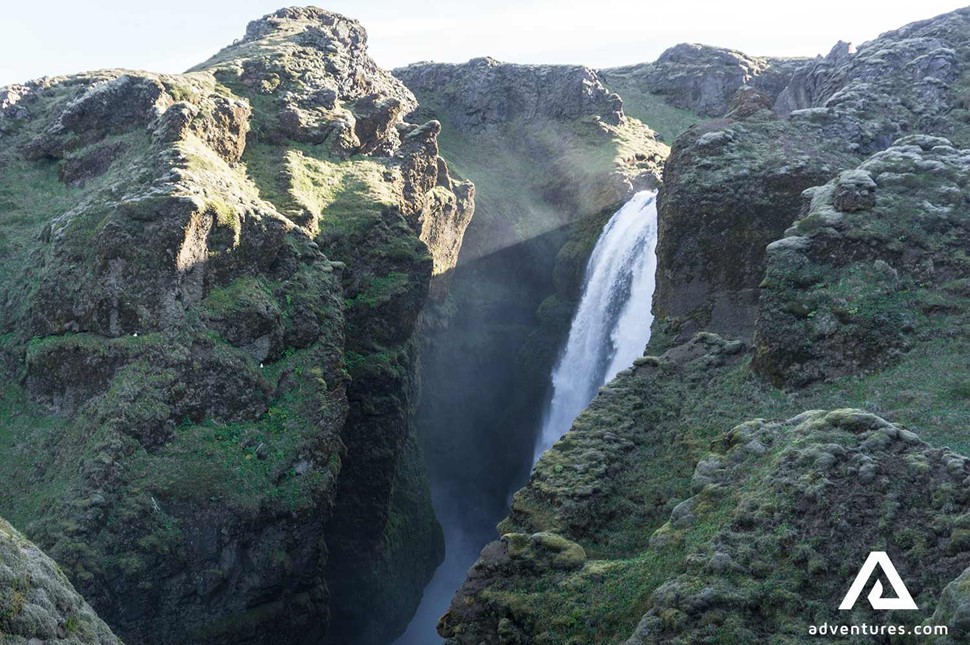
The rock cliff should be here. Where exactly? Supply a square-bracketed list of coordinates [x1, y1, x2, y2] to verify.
[440, 8, 970, 643]
[602, 43, 803, 120]
[0, 7, 471, 644]
[652, 7, 970, 347]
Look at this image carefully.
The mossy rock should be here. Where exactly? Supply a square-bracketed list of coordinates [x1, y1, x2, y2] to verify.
[0, 517, 121, 644]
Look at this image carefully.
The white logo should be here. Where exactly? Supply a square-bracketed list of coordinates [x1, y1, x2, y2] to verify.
[839, 551, 918, 611]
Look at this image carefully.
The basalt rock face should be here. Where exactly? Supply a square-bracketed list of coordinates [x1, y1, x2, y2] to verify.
[651, 7, 970, 348]
[441, 8, 970, 645]
[0, 7, 470, 644]
[0, 517, 120, 645]
[394, 58, 667, 560]
[652, 113, 856, 345]
[397, 57, 625, 135]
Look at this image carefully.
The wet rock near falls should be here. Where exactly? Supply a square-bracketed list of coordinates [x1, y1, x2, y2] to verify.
[394, 58, 668, 593]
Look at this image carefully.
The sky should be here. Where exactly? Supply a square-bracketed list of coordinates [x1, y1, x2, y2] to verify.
[1, 0, 968, 86]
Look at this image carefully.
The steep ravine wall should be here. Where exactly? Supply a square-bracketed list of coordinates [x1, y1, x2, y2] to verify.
[0, 7, 471, 644]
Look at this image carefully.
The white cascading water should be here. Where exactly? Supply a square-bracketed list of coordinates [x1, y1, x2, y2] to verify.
[533, 190, 658, 461]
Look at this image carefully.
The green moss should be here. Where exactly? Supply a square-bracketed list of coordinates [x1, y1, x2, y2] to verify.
[199, 275, 277, 319]
[0, 156, 72, 329]
[344, 272, 411, 310]
[0, 380, 80, 528]
[0, 517, 120, 643]
[344, 348, 409, 388]
[242, 140, 401, 238]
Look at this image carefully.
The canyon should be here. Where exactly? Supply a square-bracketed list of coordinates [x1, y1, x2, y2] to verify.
[0, 5, 969, 645]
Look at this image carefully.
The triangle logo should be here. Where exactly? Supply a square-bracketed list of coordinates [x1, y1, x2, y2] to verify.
[839, 551, 918, 611]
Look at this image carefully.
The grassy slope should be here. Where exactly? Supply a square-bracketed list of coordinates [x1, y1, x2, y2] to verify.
[598, 72, 701, 144]
[430, 110, 664, 260]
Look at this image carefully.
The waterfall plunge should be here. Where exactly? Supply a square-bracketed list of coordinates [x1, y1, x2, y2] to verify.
[533, 190, 658, 461]
[399, 191, 658, 644]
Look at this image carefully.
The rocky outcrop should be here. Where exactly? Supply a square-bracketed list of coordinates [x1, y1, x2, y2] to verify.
[930, 567, 970, 642]
[754, 135, 970, 387]
[773, 7, 969, 137]
[772, 41, 852, 115]
[397, 57, 624, 133]
[602, 44, 804, 119]
[651, 113, 856, 345]
[627, 410, 970, 643]
[0, 7, 470, 644]
[650, 7, 970, 348]
[0, 518, 120, 645]
[441, 219, 969, 641]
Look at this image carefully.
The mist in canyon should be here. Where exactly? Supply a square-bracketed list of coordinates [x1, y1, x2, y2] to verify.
[399, 191, 660, 643]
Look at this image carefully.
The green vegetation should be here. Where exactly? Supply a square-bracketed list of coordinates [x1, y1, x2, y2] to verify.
[469, 330, 969, 643]
[600, 74, 701, 143]
[0, 8, 463, 643]
[128, 350, 339, 514]
[345, 272, 411, 309]
[199, 275, 278, 321]
[0, 517, 120, 643]
[0, 380, 74, 530]
[429, 110, 665, 261]
[242, 140, 401, 237]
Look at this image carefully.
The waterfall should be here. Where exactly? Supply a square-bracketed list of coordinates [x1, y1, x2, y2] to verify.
[533, 190, 658, 460]
[398, 190, 658, 645]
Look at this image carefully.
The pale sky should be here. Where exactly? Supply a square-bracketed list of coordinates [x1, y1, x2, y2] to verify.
[1, 1, 967, 86]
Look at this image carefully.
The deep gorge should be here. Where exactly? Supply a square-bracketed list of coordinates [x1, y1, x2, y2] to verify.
[2, 5, 970, 645]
